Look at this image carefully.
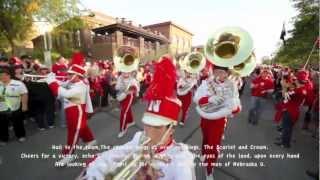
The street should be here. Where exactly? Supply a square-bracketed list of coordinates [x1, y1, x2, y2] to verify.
[0, 85, 318, 180]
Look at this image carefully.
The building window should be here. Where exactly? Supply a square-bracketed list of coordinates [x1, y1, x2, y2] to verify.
[171, 36, 177, 46]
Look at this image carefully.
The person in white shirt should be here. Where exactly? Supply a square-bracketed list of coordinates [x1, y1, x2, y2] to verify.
[0, 67, 28, 145]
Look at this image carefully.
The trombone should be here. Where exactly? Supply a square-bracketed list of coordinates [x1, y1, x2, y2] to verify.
[22, 73, 67, 82]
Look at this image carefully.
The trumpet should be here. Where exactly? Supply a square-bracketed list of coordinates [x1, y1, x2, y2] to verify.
[22, 73, 67, 82]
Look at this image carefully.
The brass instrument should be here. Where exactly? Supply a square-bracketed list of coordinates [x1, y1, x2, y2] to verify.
[177, 52, 205, 96]
[105, 134, 152, 180]
[199, 79, 226, 112]
[231, 52, 257, 77]
[204, 26, 256, 77]
[22, 73, 67, 82]
[182, 52, 206, 74]
[78, 124, 174, 180]
[114, 46, 139, 73]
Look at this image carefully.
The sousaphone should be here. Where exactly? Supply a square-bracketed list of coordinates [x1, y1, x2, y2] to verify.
[182, 52, 206, 74]
[114, 46, 139, 72]
[205, 26, 256, 76]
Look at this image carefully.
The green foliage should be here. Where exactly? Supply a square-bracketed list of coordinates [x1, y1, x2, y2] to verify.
[0, 0, 82, 55]
[32, 46, 81, 63]
[0, 0, 35, 54]
[274, 0, 319, 68]
[52, 17, 86, 35]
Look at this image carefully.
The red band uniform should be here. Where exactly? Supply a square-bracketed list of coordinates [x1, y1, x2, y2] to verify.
[46, 57, 96, 165]
[177, 70, 198, 125]
[194, 69, 241, 177]
[115, 73, 139, 137]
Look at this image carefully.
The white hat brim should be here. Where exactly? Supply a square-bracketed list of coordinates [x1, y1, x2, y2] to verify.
[67, 70, 84, 77]
[142, 112, 174, 126]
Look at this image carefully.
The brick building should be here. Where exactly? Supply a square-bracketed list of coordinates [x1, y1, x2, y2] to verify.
[32, 12, 192, 62]
[144, 21, 193, 56]
[90, 18, 169, 61]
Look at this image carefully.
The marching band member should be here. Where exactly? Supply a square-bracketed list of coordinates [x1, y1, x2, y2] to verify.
[274, 71, 308, 148]
[52, 56, 68, 75]
[300, 70, 315, 130]
[9, 57, 24, 80]
[115, 71, 139, 138]
[52, 56, 69, 127]
[20, 55, 34, 74]
[193, 66, 240, 180]
[140, 66, 153, 98]
[114, 46, 140, 138]
[177, 70, 197, 126]
[248, 68, 274, 125]
[176, 52, 205, 126]
[46, 52, 96, 165]
[83, 56, 195, 180]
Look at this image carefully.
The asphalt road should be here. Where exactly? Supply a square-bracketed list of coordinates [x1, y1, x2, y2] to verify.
[0, 85, 318, 180]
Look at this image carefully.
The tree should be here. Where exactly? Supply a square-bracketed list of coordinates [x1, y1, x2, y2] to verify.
[0, 0, 83, 55]
[274, 0, 319, 68]
[0, 0, 35, 55]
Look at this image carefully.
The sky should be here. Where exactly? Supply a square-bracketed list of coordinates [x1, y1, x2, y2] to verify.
[81, 0, 297, 60]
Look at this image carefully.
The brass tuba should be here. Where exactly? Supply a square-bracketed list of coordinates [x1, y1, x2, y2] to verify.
[177, 52, 205, 96]
[114, 46, 139, 73]
[204, 26, 256, 77]
[181, 52, 206, 74]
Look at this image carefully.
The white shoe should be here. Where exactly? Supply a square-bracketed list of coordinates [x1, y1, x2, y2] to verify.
[206, 174, 214, 180]
[49, 126, 55, 129]
[179, 122, 185, 126]
[0, 141, 7, 146]
[127, 122, 135, 128]
[18, 137, 26, 142]
[86, 140, 97, 147]
[117, 130, 127, 138]
[56, 156, 76, 167]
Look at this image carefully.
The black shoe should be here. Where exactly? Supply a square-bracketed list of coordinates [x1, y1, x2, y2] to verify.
[277, 127, 283, 132]
[282, 144, 291, 148]
[252, 122, 258, 126]
[306, 170, 319, 180]
[274, 141, 290, 148]
[275, 137, 281, 141]
[274, 141, 282, 146]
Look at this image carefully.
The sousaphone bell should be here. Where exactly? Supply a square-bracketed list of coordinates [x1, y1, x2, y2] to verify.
[181, 52, 206, 74]
[204, 26, 256, 76]
[114, 46, 139, 73]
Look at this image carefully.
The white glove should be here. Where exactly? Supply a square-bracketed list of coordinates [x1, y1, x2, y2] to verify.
[84, 163, 108, 180]
[283, 92, 291, 103]
[83, 169, 105, 180]
[46, 72, 56, 84]
[208, 96, 224, 105]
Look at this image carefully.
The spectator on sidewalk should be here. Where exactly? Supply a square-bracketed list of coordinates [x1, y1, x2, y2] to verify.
[0, 67, 28, 145]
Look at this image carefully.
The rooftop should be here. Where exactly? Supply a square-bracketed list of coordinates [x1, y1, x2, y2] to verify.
[92, 21, 169, 43]
[144, 21, 193, 36]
